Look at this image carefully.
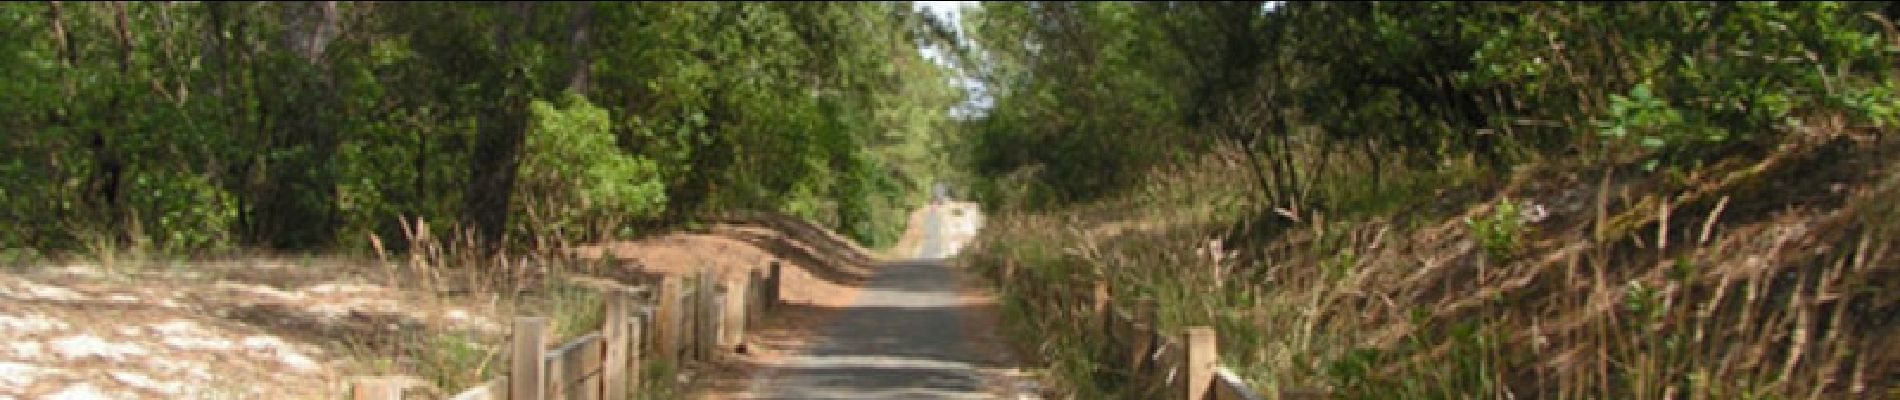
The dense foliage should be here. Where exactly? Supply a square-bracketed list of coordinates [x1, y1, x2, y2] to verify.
[960, 1, 1899, 210]
[957, 1, 1900, 398]
[0, 1, 966, 253]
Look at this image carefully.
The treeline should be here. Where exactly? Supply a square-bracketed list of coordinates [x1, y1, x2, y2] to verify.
[0, 1, 965, 253]
[960, 1, 1899, 211]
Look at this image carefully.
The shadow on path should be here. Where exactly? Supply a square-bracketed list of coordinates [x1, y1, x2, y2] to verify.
[750, 258, 1012, 399]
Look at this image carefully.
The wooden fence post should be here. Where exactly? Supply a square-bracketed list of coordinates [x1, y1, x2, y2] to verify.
[629, 309, 648, 393]
[512, 317, 549, 400]
[350, 376, 401, 400]
[694, 269, 717, 361]
[1091, 279, 1109, 321]
[655, 276, 683, 366]
[1180, 327, 1217, 400]
[602, 289, 631, 400]
[747, 268, 766, 327]
[765, 261, 782, 310]
[1132, 298, 1158, 373]
[722, 276, 748, 351]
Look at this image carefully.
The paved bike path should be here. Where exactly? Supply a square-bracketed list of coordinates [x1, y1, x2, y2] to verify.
[748, 206, 1009, 399]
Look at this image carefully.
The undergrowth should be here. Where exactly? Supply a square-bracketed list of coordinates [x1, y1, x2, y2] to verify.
[960, 127, 1900, 399]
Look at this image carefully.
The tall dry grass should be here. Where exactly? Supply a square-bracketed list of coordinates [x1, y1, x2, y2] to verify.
[959, 124, 1900, 399]
[348, 216, 634, 394]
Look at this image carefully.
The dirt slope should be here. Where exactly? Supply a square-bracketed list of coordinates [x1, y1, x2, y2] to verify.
[0, 212, 904, 399]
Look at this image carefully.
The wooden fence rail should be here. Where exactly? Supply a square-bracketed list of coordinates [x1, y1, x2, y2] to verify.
[1011, 269, 1325, 400]
[350, 261, 784, 400]
[352, 255, 1322, 399]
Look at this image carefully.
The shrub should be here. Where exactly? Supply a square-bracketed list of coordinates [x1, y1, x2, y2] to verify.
[1465, 198, 1526, 260]
[515, 93, 669, 241]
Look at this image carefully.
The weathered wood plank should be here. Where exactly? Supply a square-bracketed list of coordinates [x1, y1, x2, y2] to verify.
[544, 333, 603, 400]
[764, 261, 782, 311]
[654, 276, 683, 366]
[721, 277, 748, 350]
[574, 337, 603, 400]
[512, 317, 549, 400]
[1181, 327, 1216, 400]
[628, 313, 646, 392]
[693, 270, 716, 361]
[1132, 323, 1158, 376]
[602, 290, 630, 400]
[747, 268, 766, 327]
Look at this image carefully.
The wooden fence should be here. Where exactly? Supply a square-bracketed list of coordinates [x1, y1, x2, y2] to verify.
[349, 253, 1326, 399]
[998, 261, 1329, 400]
[350, 261, 786, 400]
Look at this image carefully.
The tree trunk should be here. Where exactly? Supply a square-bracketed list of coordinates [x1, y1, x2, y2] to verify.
[251, 1, 343, 249]
[1363, 138, 1382, 189]
[566, 1, 595, 94]
[463, 1, 537, 252]
[465, 98, 530, 252]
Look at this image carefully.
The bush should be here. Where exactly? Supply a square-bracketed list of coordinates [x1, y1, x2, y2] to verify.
[1465, 198, 1526, 260]
[515, 93, 669, 241]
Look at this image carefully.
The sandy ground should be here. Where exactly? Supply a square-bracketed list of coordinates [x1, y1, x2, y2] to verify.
[0, 258, 505, 399]
[0, 205, 998, 399]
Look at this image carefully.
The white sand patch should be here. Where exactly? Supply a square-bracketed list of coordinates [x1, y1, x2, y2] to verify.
[240, 335, 319, 373]
[240, 335, 285, 352]
[442, 309, 503, 333]
[113, 326, 143, 336]
[9, 341, 44, 360]
[276, 351, 319, 373]
[213, 281, 303, 302]
[161, 336, 235, 352]
[306, 303, 350, 320]
[343, 297, 398, 310]
[142, 358, 210, 381]
[50, 334, 148, 361]
[101, 293, 140, 303]
[308, 298, 398, 321]
[149, 320, 202, 336]
[0, 313, 71, 334]
[5, 281, 89, 301]
[303, 282, 385, 294]
[108, 371, 183, 396]
[445, 309, 487, 327]
[45, 383, 117, 400]
[53, 265, 102, 278]
[0, 361, 57, 389]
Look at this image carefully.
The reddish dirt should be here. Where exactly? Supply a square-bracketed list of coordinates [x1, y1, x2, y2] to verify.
[568, 217, 887, 398]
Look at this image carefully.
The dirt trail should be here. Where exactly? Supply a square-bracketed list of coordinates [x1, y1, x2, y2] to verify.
[734, 202, 1032, 399]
